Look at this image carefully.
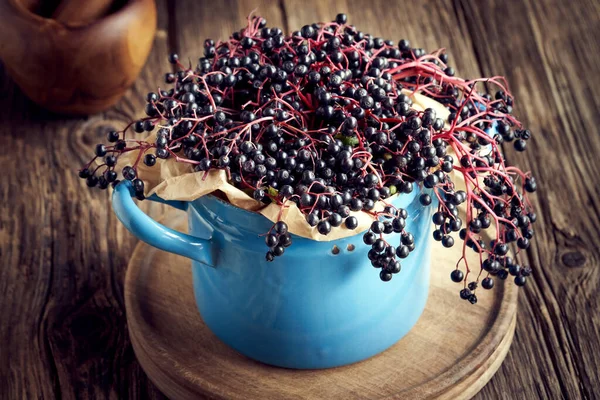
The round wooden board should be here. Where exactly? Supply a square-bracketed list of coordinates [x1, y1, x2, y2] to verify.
[125, 211, 518, 400]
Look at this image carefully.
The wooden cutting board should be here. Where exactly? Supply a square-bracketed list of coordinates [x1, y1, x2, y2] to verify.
[125, 211, 518, 400]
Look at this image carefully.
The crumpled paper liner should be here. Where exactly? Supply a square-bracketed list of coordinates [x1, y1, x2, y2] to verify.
[120, 91, 450, 241]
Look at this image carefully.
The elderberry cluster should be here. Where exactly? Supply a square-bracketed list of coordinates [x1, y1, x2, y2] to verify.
[79, 13, 538, 301]
[362, 209, 412, 281]
[264, 221, 292, 260]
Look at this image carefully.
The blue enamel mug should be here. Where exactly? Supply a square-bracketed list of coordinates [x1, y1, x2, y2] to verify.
[113, 182, 434, 369]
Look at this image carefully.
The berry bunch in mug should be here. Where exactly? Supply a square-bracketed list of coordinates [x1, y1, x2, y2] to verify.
[79, 13, 537, 303]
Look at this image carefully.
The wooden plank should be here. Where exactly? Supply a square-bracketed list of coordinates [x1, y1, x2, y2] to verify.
[173, 0, 287, 60]
[456, 0, 600, 399]
[0, 1, 171, 398]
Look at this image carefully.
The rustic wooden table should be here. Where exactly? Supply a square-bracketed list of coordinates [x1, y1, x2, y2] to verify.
[1, 0, 599, 399]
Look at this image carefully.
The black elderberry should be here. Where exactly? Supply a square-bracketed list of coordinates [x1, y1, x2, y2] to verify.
[156, 148, 169, 159]
[132, 179, 144, 193]
[392, 217, 405, 232]
[165, 72, 177, 84]
[86, 175, 98, 187]
[481, 277, 494, 289]
[122, 166, 136, 180]
[253, 188, 265, 201]
[402, 232, 415, 245]
[509, 264, 521, 276]
[400, 181, 413, 194]
[105, 170, 118, 183]
[514, 276, 527, 286]
[317, 220, 332, 235]
[388, 261, 401, 274]
[345, 216, 358, 229]
[514, 139, 526, 151]
[79, 168, 91, 179]
[97, 177, 109, 189]
[273, 245, 285, 256]
[107, 130, 119, 142]
[144, 154, 156, 167]
[469, 219, 482, 233]
[494, 243, 509, 256]
[442, 235, 454, 248]
[265, 234, 278, 247]
[306, 213, 319, 227]
[105, 155, 117, 167]
[95, 144, 107, 157]
[525, 177, 537, 192]
[396, 245, 409, 259]
[432, 212, 445, 225]
[372, 239, 386, 253]
[380, 270, 392, 282]
[371, 221, 384, 234]
[460, 288, 471, 300]
[338, 205, 350, 218]
[497, 270, 509, 280]
[329, 213, 343, 227]
[385, 246, 396, 258]
[449, 218, 462, 232]
[450, 269, 464, 282]
[280, 233, 292, 247]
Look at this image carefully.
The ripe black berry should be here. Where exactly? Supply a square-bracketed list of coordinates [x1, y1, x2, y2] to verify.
[419, 194, 432, 206]
[105, 170, 118, 182]
[380, 270, 392, 282]
[329, 213, 343, 227]
[107, 130, 119, 142]
[450, 269, 464, 282]
[306, 213, 319, 227]
[274, 221, 288, 234]
[122, 166, 136, 180]
[371, 221, 384, 234]
[79, 168, 90, 179]
[144, 154, 156, 167]
[482, 277, 494, 289]
[514, 276, 527, 286]
[396, 245, 409, 259]
[273, 245, 285, 256]
[317, 220, 331, 235]
[86, 176, 98, 187]
[345, 216, 358, 230]
[95, 144, 107, 157]
[460, 288, 471, 300]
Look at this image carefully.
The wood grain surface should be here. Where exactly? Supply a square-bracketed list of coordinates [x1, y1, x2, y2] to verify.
[125, 212, 518, 400]
[1, 0, 599, 399]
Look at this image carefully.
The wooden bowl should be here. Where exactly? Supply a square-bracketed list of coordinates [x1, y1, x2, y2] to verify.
[0, 0, 157, 114]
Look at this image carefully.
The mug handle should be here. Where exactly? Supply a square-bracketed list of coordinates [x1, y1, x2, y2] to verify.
[112, 181, 214, 267]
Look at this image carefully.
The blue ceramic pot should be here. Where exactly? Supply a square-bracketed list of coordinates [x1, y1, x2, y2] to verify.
[113, 183, 434, 369]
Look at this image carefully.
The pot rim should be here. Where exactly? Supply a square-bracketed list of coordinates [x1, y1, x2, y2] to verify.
[178, 187, 426, 241]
